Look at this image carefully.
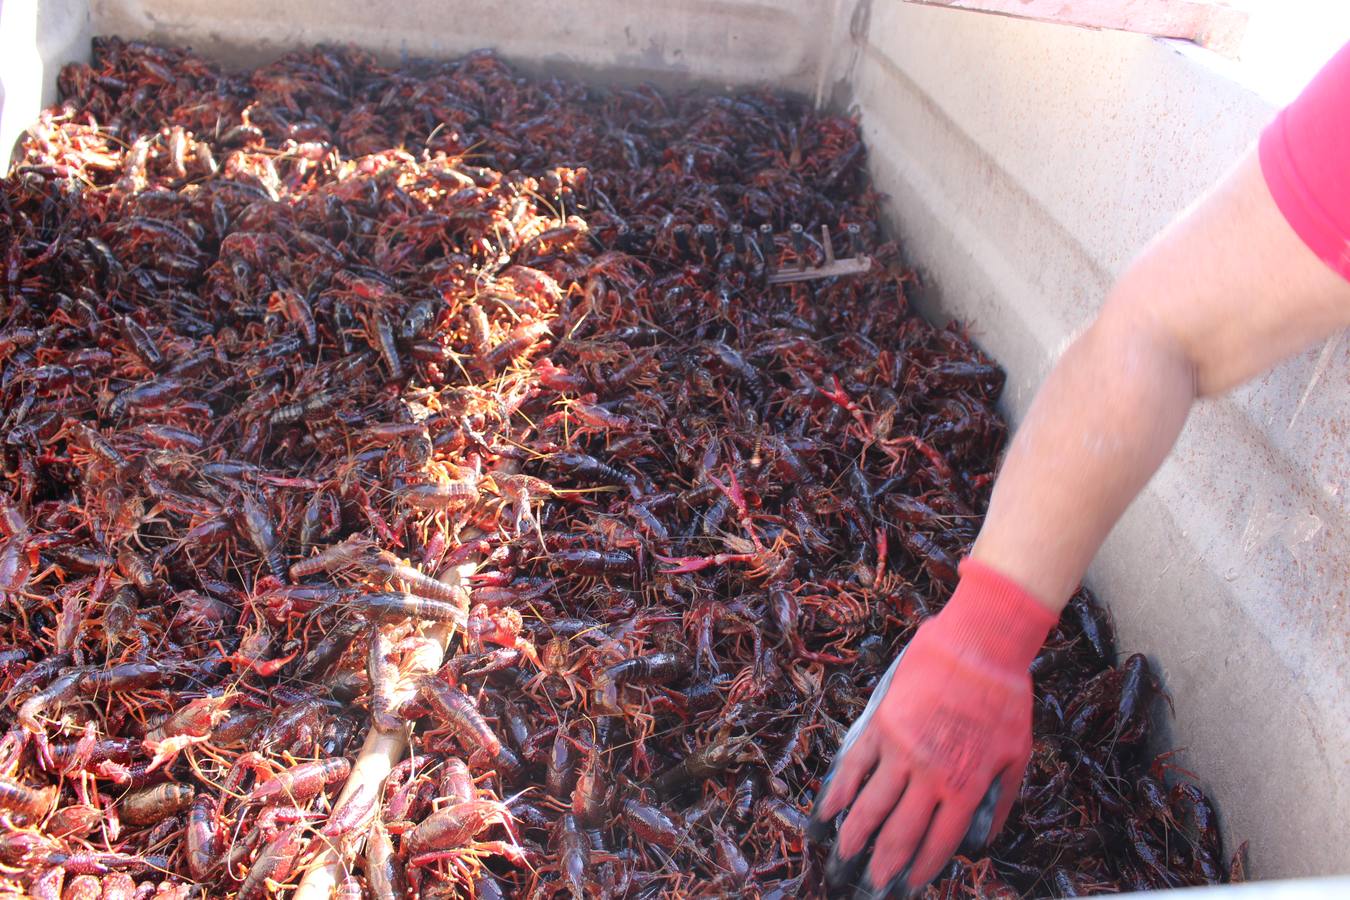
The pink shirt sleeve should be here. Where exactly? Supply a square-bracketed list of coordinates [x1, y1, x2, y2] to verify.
[1259, 42, 1350, 282]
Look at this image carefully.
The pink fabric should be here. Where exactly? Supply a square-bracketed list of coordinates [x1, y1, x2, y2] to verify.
[1260, 42, 1350, 282]
[941, 559, 1058, 670]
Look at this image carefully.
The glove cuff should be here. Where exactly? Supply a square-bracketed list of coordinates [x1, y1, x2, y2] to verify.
[935, 558, 1059, 671]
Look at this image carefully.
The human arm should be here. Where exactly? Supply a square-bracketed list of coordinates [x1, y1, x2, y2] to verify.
[812, 46, 1350, 898]
[973, 145, 1350, 612]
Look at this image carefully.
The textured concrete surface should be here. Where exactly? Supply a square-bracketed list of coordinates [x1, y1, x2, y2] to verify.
[90, 0, 828, 89]
[1130, 878, 1350, 899]
[0, 0, 92, 168]
[3, 0, 1347, 886]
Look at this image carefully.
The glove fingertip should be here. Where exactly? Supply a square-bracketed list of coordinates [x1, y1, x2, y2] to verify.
[989, 767, 1023, 836]
[808, 770, 838, 835]
[826, 842, 869, 894]
[957, 780, 1001, 854]
[905, 826, 967, 898]
[851, 866, 914, 900]
[806, 810, 836, 845]
[811, 743, 880, 834]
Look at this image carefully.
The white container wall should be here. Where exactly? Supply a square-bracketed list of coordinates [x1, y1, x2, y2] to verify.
[831, 5, 1350, 885]
[3, 0, 1347, 889]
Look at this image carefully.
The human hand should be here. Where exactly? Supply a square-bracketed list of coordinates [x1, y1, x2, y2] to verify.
[808, 559, 1057, 897]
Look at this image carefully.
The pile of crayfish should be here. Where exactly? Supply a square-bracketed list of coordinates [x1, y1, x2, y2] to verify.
[0, 36, 1244, 899]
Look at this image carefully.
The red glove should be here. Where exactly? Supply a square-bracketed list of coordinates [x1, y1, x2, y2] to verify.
[808, 559, 1058, 898]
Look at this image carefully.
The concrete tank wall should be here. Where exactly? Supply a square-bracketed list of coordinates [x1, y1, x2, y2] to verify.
[832, 3, 1348, 880]
[0, 0, 93, 168]
[3, 0, 1347, 886]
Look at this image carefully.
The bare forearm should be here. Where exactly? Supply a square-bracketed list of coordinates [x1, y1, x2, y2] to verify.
[971, 301, 1195, 611]
[969, 149, 1350, 614]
